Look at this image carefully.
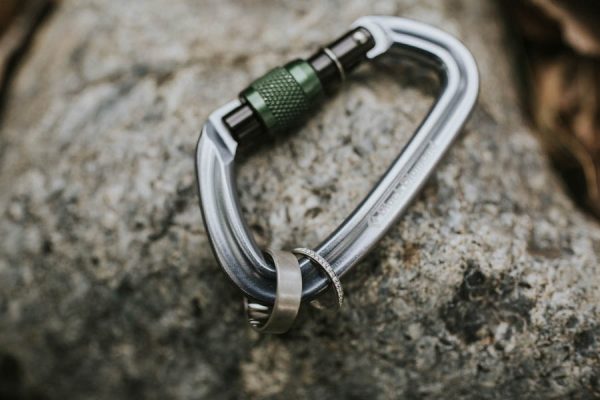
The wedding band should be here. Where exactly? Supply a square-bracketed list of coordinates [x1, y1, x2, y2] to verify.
[292, 247, 343, 310]
[245, 248, 302, 333]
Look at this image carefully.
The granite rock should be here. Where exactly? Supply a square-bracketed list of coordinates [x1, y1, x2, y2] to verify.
[0, 0, 599, 399]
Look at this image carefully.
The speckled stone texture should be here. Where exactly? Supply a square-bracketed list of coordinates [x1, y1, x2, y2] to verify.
[0, 1, 599, 399]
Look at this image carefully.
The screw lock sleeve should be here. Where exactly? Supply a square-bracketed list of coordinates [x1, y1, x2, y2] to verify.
[240, 59, 324, 136]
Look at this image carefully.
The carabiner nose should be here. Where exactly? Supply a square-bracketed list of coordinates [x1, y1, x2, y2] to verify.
[222, 27, 376, 147]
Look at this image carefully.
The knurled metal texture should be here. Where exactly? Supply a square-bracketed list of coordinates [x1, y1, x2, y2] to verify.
[241, 60, 322, 135]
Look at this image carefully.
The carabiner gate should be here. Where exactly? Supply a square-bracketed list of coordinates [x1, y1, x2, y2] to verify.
[195, 16, 479, 333]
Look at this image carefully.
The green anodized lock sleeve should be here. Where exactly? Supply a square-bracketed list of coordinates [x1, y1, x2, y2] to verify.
[240, 59, 324, 135]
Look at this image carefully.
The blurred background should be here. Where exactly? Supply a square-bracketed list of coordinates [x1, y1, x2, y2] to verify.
[1, 1, 599, 399]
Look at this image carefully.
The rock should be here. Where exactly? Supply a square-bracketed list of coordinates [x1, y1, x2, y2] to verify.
[1, 0, 599, 399]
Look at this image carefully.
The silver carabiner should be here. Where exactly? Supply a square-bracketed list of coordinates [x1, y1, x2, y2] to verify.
[195, 16, 479, 313]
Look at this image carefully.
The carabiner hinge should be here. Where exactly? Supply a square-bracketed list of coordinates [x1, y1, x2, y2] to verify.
[222, 27, 376, 147]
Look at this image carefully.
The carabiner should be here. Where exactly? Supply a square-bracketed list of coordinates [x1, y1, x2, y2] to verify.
[195, 16, 479, 331]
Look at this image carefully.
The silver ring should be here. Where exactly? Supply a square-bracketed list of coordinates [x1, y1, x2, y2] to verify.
[292, 248, 343, 310]
[323, 47, 346, 83]
[245, 249, 302, 333]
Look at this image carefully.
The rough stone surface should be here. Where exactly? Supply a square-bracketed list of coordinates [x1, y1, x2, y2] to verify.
[1, 1, 599, 399]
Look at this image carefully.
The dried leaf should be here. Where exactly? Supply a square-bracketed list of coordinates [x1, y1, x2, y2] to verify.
[532, 0, 600, 56]
[506, 0, 600, 217]
[0, 0, 56, 120]
[531, 55, 600, 214]
[0, 1, 21, 38]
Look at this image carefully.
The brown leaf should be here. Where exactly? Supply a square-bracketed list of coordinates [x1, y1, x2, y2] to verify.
[0, 0, 57, 120]
[531, 55, 600, 215]
[506, 0, 600, 217]
[532, 0, 600, 56]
